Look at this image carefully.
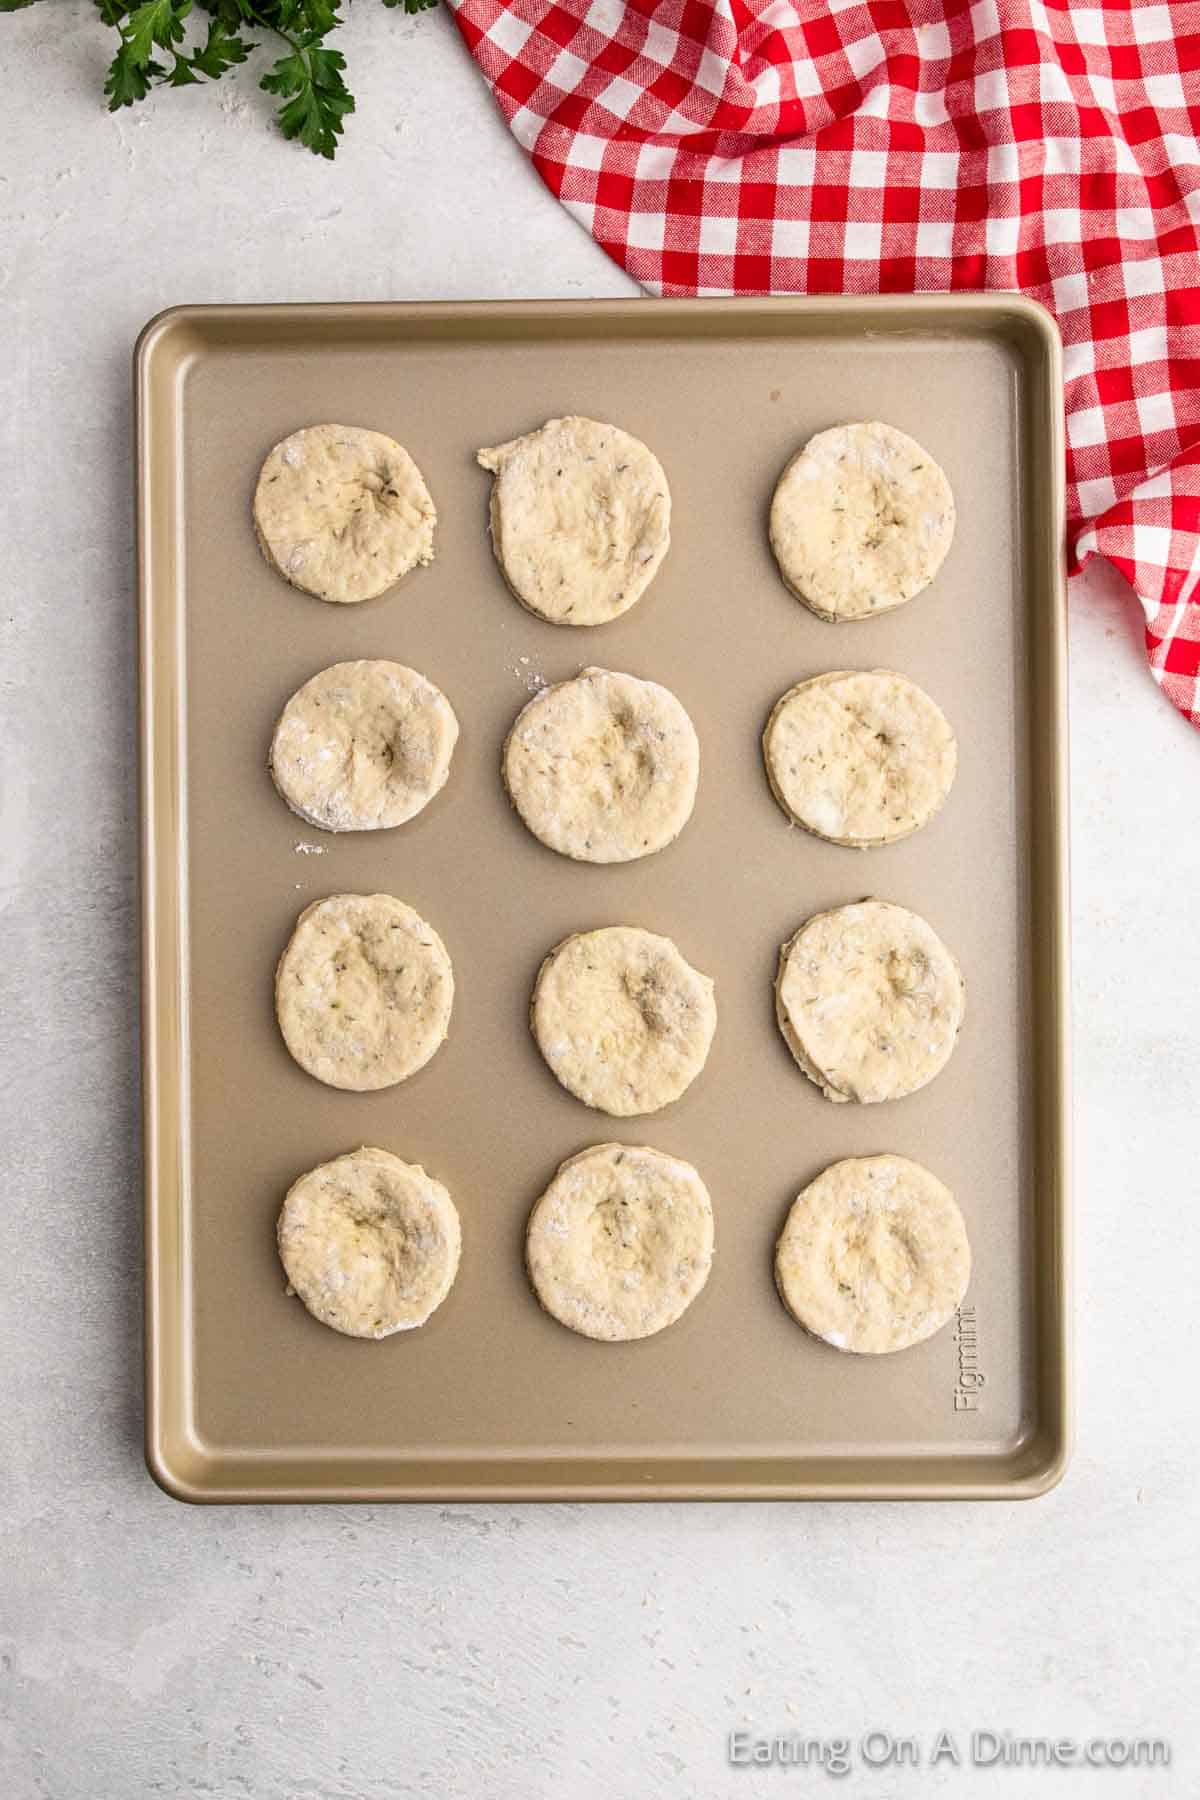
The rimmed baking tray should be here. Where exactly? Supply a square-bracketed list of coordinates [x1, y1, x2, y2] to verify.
[138, 297, 1069, 1502]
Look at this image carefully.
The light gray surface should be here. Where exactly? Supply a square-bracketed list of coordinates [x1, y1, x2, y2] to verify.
[2, 4, 1197, 1795]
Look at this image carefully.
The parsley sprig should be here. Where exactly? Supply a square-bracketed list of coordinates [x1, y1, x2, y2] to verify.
[0, 0, 436, 158]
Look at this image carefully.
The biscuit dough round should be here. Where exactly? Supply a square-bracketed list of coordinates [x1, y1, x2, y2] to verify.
[775, 1154, 970, 1353]
[477, 416, 671, 625]
[278, 1147, 461, 1339]
[532, 927, 716, 1116]
[270, 660, 458, 833]
[763, 669, 956, 846]
[526, 1142, 714, 1341]
[776, 899, 965, 1104]
[769, 421, 955, 621]
[275, 893, 453, 1091]
[503, 668, 699, 863]
[254, 423, 436, 605]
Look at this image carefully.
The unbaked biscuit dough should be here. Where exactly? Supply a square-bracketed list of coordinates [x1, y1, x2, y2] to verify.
[526, 1142, 714, 1341]
[275, 893, 453, 1091]
[763, 669, 956, 846]
[254, 424, 436, 605]
[270, 660, 458, 832]
[769, 421, 955, 621]
[278, 1147, 461, 1339]
[775, 1154, 970, 1353]
[477, 416, 670, 625]
[532, 926, 716, 1116]
[503, 668, 700, 863]
[776, 899, 965, 1104]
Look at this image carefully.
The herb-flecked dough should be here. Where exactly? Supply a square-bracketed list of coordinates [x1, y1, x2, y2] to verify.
[278, 1147, 461, 1339]
[503, 667, 700, 863]
[775, 1154, 970, 1354]
[270, 659, 458, 833]
[275, 893, 453, 1092]
[531, 926, 717, 1116]
[526, 1143, 715, 1341]
[254, 423, 436, 605]
[776, 899, 965, 1104]
[763, 669, 957, 847]
[478, 415, 671, 626]
[769, 421, 955, 622]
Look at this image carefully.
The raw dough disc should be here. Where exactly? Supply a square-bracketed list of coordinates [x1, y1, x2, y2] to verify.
[763, 669, 956, 846]
[270, 660, 459, 832]
[776, 899, 965, 1104]
[477, 415, 671, 625]
[278, 1147, 461, 1339]
[775, 1154, 970, 1353]
[254, 423, 436, 605]
[526, 1142, 714, 1341]
[532, 926, 716, 1116]
[275, 893, 453, 1092]
[769, 421, 955, 621]
[503, 667, 699, 863]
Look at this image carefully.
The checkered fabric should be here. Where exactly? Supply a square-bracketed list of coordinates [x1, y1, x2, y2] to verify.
[448, 0, 1200, 726]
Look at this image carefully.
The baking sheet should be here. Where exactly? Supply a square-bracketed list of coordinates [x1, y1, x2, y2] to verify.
[138, 297, 1069, 1501]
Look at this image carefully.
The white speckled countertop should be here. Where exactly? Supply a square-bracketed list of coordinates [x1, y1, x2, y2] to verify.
[2, 5, 1198, 1795]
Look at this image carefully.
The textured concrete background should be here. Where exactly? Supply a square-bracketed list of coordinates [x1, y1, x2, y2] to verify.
[2, 5, 1198, 1796]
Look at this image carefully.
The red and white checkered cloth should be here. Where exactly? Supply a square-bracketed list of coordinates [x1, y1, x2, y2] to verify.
[448, 0, 1200, 727]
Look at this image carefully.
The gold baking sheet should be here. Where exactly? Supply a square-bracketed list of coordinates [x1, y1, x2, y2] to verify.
[138, 297, 1069, 1501]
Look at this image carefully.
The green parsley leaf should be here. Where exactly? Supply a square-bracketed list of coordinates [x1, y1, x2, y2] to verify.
[167, 50, 199, 83]
[190, 15, 252, 77]
[261, 39, 354, 159]
[123, 0, 191, 63]
[275, 0, 339, 35]
[105, 43, 164, 106]
[5, 0, 432, 158]
[258, 44, 306, 96]
[192, 0, 243, 24]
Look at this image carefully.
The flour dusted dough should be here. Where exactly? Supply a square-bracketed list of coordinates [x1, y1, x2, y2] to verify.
[504, 668, 699, 862]
[477, 416, 670, 625]
[270, 660, 458, 832]
[278, 1147, 461, 1338]
[526, 1142, 714, 1341]
[769, 422, 955, 621]
[776, 899, 965, 1104]
[763, 669, 956, 846]
[775, 1154, 970, 1353]
[275, 894, 453, 1091]
[254, 424, 435, 605]
[532, 927, 716, 1116]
